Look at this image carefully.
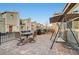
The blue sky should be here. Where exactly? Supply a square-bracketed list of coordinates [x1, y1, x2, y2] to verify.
[0, 3, 66, 24]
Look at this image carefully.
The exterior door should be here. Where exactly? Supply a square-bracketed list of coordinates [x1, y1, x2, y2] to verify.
[9, 25, 12, 32]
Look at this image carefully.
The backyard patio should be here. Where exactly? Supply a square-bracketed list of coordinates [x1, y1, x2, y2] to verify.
[0, 33, 79, 55]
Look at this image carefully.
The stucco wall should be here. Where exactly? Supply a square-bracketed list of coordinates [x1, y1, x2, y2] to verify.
[0, 13, 5, 33]
[0, 19, 5, 33]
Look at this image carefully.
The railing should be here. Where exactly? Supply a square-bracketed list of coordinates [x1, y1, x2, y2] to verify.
[0, 32, 16, 45]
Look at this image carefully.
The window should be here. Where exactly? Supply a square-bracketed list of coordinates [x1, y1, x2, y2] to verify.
[67, 21, 72, 28]
[73, 21, 79, 29]
[10, 15, 14, 20]
[8, 15, 14, 20]
[21, 26, 24, 29]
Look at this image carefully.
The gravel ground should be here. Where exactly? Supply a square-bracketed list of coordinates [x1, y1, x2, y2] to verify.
[0, 33, 79, 55]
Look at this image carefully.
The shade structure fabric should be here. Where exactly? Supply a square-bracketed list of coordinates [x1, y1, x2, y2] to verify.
[50, 14, 79, 23]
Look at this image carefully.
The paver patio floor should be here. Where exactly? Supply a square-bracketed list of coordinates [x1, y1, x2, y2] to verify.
[0, 33, 79, 55]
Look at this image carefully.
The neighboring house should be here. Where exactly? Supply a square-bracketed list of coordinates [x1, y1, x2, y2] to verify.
[26, 18, 32, 30]
[31, 21, 37, 30]
[1, 11, 20, 33]
[36, 23, 44, 30]
[20, 18, 32, 31]
[31, 21, 47, 31]
[0, 11, 20, 43]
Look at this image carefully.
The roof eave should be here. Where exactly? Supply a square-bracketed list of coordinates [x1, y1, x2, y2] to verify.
[63, 3, 76, 14]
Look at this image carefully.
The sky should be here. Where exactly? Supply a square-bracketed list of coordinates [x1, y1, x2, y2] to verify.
[0, 3, 66, 24]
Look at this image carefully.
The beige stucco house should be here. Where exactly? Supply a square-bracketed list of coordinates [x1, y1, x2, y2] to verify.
[31, 21, 38, 30]
[0, 11, 20, 33]
[0, 11, 20, 43]
[20, 18, 32, 31]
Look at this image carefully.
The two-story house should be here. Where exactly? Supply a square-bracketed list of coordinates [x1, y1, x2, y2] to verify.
[0, 11, 20, 43]
[1, 11, 20, 33]
[20, 18, 32, 31]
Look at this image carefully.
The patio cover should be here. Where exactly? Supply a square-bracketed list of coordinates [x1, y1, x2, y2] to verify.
[50, 14, 79, 23]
